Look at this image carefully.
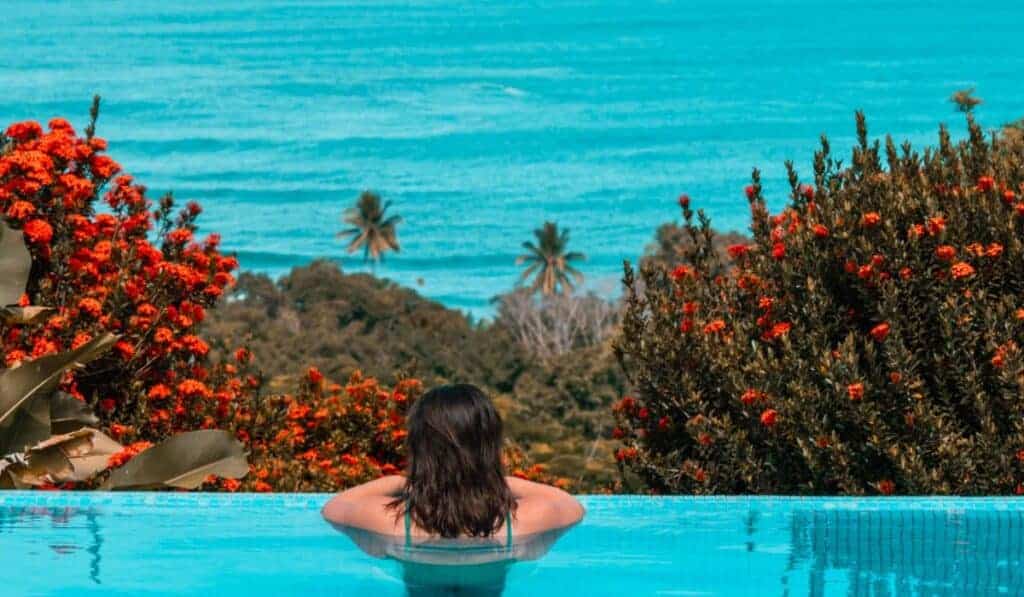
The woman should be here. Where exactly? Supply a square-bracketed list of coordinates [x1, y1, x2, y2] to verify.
[322, 383, 584, 545]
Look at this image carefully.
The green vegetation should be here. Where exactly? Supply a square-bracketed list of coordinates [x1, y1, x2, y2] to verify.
[614, 113, 1024, 495]
[203, 260, 626, 489]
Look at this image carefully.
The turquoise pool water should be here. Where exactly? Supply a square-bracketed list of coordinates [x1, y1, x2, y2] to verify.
[2, 493, 1023, 596]
[4, 1, 1024, 315]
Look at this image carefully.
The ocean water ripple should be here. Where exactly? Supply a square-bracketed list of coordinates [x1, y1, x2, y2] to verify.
[3, 0, 1022, 315]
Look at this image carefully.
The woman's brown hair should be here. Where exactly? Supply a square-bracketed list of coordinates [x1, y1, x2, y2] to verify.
[388, 384, 515, 538]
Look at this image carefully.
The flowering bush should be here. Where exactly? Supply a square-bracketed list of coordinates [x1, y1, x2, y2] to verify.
[223, 368, 422, 492]
[0, 100, 243, 448]
[213, 368, 567, 493]
[614, 114, 1024, 495]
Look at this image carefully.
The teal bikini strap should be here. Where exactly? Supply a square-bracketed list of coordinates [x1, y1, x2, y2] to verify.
[404, 508, 412, 548]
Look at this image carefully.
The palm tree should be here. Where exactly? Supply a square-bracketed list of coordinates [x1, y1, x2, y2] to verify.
[515, 222, 585, 296]
[950, 88, 982, 113]
[337, 190, 402, 263]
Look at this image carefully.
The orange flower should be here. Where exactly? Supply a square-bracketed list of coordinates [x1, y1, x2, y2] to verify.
[950, 262, 975, 280]
[759, 409, 778, 427]
[740, 389, 761, 405]
[763, 322, 791, 341]
[861, 212, 881, 227]
[703, 320, 726, 335]
[847, 382, 865, 401]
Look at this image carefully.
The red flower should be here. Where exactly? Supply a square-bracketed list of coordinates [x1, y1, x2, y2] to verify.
[847, 382, 865, 401]
[677, 194, 690, 209]
[611, 427, 625, 439]
[657, 416, 670, 431]
[878, 480, 896, 495]
[771, 242, 785, 260]
[740, 389, 760, 405]
[800, 185, 814, 200]
[22, 219, 53, 245]
[744, 185, 756, 200]
[5, 120, 43, 141]
[869, 322, 890, 342]
[759, 409, 778, 427]
[147, 384, 172, 400]
[861, 212, 881, 227]
[727, 244, 750, 259]
[670, 265, 693, 281]
[935, 245, 956, 262]
[307, 366, 324, 385]
[812, 224, 829, 238]
[977, 176, 995, 192]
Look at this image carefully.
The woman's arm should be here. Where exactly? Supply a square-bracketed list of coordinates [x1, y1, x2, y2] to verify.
[321, 475, 406, 527]
[505, 476, 585, 533]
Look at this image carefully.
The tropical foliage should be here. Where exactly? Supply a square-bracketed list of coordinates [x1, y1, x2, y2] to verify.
[613, 113, 1024, 495]
[0, 220, 246, 490]
[337, 190, 402, 262]
[516, 222, 585, 296]
[203, 261, 623, 490]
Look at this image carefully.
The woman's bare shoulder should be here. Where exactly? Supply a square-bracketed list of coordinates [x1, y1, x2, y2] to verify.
[508, 477, 585, 536]
[321, 476, 407, 535]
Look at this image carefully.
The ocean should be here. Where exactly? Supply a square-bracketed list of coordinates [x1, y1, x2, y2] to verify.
[3, 1, 1022, 315]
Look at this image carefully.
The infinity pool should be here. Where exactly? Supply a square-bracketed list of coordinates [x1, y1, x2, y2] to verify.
[2, 493, 1023, 596]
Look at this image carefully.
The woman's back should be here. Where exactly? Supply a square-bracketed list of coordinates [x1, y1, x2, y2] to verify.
[321, 384, 584, 542]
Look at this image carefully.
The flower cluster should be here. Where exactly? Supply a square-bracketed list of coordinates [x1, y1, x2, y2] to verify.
[615, 113, 1024, 495]
[0, 108, 247, 448]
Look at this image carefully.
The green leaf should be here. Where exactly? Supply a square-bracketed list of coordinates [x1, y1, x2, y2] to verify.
[0, 220, 31, 307]
[103, 430, 248, 490]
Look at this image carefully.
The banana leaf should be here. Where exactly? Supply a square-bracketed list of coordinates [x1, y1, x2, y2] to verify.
[0, 306, 53, 324]
[0, 220, 31, 307]
[0, 394, 50, 457]
[1, 428, 123, 486]
[49, 391, 100, 435]
[103, 430, 248, 490]
[0, 333, 116, 427]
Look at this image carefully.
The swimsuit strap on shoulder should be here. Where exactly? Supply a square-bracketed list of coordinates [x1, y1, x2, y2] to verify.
[404, 507, 412, 548]
[506, 511, 513, 548]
